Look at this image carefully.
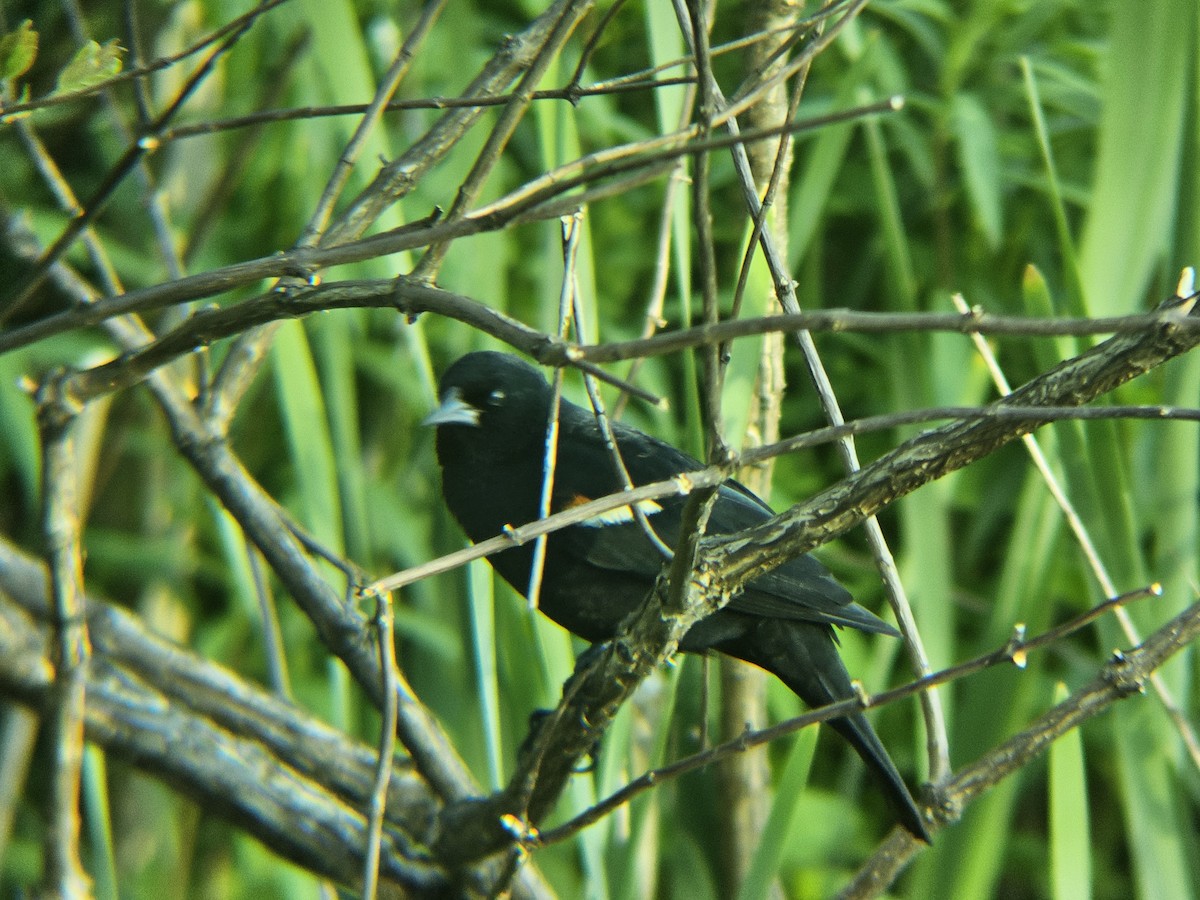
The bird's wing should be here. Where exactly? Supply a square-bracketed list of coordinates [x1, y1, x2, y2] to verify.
[551, 413, 896, 636]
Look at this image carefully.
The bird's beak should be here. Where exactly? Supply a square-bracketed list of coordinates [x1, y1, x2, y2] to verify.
[421, 387, 481, 427]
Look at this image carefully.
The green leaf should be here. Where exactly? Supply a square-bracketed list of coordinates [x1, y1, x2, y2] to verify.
[1020, 58, 1086, 315]
[719, 216, 773, 453]
[55, 38, 123, 94]
[467, 557, 503, 790]
[1079, 0, 1190, 314]
[0, 19, 37, 82]
[950, 91, 1003, 249]
[271, 321, 342, 549]
[1049, 682, 1092, 900]
[736, 729, 817, 900]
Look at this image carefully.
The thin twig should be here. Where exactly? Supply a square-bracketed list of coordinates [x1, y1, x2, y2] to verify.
[527, 212, 583, 609]
[246, 541, 292, 698]
[157, 76, 698, 140]
[370, 401, 1200, 595]
[1, 3, 268, 326]
[0, 0, 296, 119]
[362, 592, 399, 900]
[150, 12, 852, 142]
[323, 0, 592, 247]
[24, 284, 1200, 406]
[303, 0, 448, 248]
[564, 305, 1200, 362]
[0, 100, 906, 357]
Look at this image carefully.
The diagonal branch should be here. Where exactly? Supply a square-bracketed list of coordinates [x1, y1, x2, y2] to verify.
[0, 537, 556, 899]
[710, 295, 1200, 590]
[838, 597, 1200, 899]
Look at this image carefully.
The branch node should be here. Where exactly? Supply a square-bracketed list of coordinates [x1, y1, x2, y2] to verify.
[850, 679, 871, 709]
[1005, 623, 1028, 669]
[1105, 649, 1146, 695]
[926, 782, 961, 827]
[1175, 266, 1195, 298]
[498, 813, 538, 845]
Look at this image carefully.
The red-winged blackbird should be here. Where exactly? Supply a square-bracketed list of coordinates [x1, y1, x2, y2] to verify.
[426, 350, 929, 841]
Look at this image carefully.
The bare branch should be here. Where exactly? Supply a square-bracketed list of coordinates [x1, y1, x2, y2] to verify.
[35, 376, 91, 898]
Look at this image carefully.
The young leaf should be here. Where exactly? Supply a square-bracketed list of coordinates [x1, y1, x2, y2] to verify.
[55, 38, 123, 94]
[0, 19, 37, 82]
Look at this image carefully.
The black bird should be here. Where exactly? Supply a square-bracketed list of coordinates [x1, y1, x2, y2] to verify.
[425, 350, 929, 841]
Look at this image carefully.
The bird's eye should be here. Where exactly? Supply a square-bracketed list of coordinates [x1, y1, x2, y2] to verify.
[488, 389, 505, 405]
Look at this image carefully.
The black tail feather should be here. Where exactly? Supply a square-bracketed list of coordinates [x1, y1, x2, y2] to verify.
[828, 710, 931, 842]
[715, 618, 931, 842]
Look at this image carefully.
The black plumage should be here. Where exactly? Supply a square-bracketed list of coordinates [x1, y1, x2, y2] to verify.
[425, 350, 928, 841]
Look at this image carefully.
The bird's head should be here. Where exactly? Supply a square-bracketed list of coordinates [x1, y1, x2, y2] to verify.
[423, 351, 552, 461]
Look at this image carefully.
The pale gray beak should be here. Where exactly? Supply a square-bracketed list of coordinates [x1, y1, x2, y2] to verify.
[421, 387, 481, 427]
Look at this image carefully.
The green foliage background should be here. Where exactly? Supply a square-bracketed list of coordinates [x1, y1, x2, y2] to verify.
[0, 0, 1197, 897]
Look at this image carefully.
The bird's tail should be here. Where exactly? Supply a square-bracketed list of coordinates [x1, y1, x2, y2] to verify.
[721, 619, 931, 842]
[826, 706, 931, 843]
